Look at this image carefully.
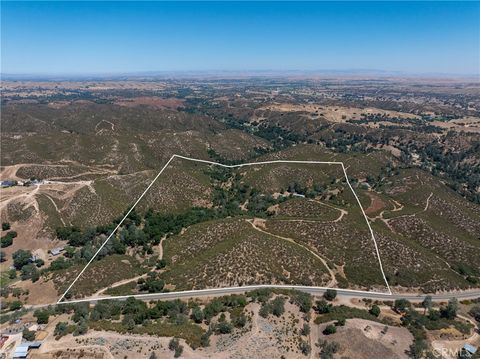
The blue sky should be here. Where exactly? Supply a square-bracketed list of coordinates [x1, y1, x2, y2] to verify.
[1, 1, 479, 75]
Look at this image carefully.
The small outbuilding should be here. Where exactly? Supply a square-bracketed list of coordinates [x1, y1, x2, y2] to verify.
[1, 180, 16, 188]
[50, 247, 64, 256]
[461, 343, 478, 358]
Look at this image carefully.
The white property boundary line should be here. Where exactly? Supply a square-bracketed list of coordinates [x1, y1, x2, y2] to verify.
[57, 154, 392, 303]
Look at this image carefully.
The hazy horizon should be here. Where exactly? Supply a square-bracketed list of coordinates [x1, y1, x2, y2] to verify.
[1, 69, 478, 81]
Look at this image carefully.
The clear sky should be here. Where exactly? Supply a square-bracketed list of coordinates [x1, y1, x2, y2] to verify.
[1, 1, 479, 75]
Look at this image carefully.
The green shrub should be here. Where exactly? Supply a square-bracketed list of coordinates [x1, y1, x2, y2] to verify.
[318, 339, 340, 359]
[299, 340, 311, 355]
[9, 301, 23, 311]
[290, 290, 312, 313]
[0, 236, 13, 248]
[1, 231, 17, 247]
[315, 300, 332, 314]
[22, 329, 35, 341]
[232, 313, 246, 328]
[393, 298, 411, 313]
[156, 259, 167, 269]
[54, 322, 69, 338]
[12, 250, 32, 270]
[259, 302, 270, 318]
[247, 288, 273, 303]
[73, 320, 88, 336]
[200, 332, 210, 347]
[469, 306, 480, 322]
[440, 298, 458, 320]
[369, 305, 381, 317]
[301, 323, 310, 336]
[271, 297, 286, 317]
[323, 289, 337, 301]
[8, 268, 16, 279]
[34, 309, 50, 324]
[169, 337, 184, 358]
[191, 306, 204, 323]
[323, 324, 337, 335]
[216, 321, 233, 334]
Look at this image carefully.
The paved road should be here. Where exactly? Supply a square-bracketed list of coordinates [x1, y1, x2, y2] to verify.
[60, 284, 480, 305]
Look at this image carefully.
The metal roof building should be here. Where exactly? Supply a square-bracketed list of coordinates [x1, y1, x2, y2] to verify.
[13, 344, 29, 358]
[13, 341, 42, 358]
[50, 247, 64, 256]
[463, 343, 478, 355]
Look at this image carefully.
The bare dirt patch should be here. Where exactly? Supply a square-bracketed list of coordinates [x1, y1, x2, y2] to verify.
[13, 277, 58, 305]
[365, 192, 386, 215]
[431, 116, 480, 133]
[115, 97, 184, 110]
[260, 103, 420, 122]
[317, 318, 413, 358]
